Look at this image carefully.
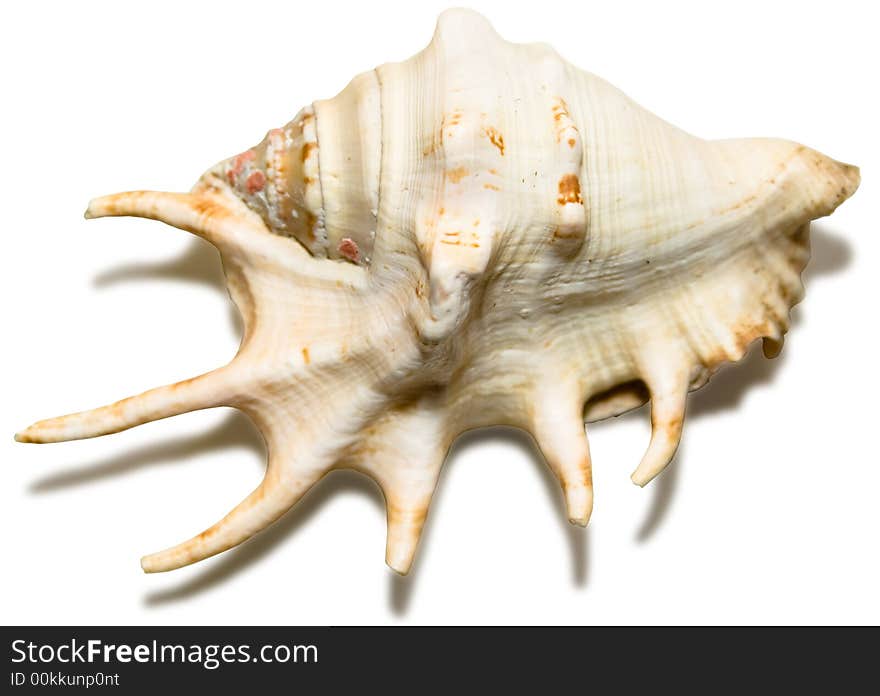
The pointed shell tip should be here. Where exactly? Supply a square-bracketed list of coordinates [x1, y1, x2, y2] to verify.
[631, 472, 651, 488]
[14, 427, 37, 443]
[386, 558, 413, 576]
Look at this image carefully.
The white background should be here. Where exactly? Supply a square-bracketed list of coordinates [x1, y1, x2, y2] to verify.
[2, 0, 877, 625]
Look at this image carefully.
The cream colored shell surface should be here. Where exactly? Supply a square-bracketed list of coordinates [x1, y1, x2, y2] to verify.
[16, 10, 859, 575]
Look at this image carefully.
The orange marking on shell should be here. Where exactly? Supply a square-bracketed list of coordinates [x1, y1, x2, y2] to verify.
[303, 211, 317, 242]
[447, 166, 469, 183]
[337, 237, 361, 263]
[267, 128, 288, 198]
[246, 170, 266, 194]
[191, 196, 230, 221]
[483, 126, 505, 156]
[423, 137, 439, 157]
[226, 149, 256, 185]
[301, 142, 317, 163]
[445, 110, 462, 124]
[552, 226, 580, 240]
[551, 97, 580, 144]
[557, 174, 582, 205]
[483, 183, 500, 191]
[301, 347, 310, 365]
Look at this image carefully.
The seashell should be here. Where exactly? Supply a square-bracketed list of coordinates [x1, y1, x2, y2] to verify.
[16, 9, 859, 575]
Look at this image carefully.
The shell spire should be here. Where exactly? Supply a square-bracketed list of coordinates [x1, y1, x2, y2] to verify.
[16, 9, 859, 575]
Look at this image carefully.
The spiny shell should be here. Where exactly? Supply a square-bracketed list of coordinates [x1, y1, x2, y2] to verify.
[16, 9, 859, 575]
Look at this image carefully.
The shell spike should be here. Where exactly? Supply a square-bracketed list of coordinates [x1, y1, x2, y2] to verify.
[379, 462, 443, 573]
[141, 466, 322, 573]
[531, 384, 594, 526]
[385, 497, 431, 575]
[84, 181, 266, 252]
[433, 8, 501, 44]
[355, 400, 447, 574]
[631, 362, 690, 487]
[15, 365, 240, 444]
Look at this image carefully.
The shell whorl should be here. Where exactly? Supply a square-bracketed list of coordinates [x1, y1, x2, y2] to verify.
[215, 71, 381, 265]
[16, 9, 859, 575]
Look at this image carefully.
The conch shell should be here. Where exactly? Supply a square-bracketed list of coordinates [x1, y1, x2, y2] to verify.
[16, 9, 859, 575]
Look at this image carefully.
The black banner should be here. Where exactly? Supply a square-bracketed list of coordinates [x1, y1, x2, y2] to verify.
[1, 626, 875, 691]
